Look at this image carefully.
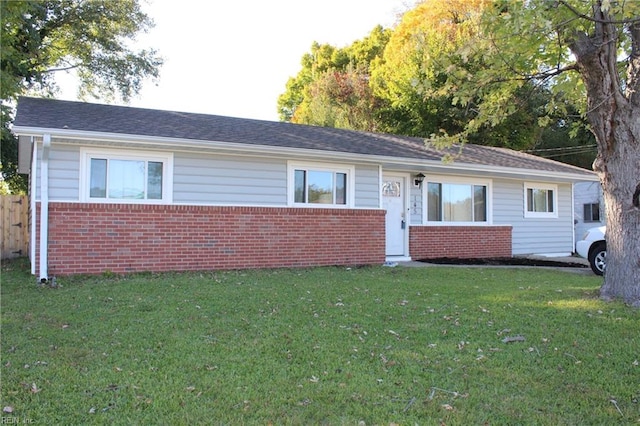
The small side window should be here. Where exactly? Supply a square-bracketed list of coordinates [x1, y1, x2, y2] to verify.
[524, 183, 558, 218]
[583, 203, 600, 222]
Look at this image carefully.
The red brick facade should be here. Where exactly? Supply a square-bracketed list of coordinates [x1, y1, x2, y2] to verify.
[409, 225, 512, 260]
[33, 204, 514, 276]
[34, 203, 386, 275]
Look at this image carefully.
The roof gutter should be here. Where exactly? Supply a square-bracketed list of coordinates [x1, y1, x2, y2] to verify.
[39, 134, 50, 284]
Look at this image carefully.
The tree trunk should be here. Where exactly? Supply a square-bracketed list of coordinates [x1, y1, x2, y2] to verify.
[570, 4, 640, 306]
[598, 106, 640, 306]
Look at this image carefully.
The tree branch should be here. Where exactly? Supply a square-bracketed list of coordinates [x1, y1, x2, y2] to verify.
[43, 64, 82, 73]
[598, 5, 628, 107]
[485, 63, 580, 85]
[628, 20, 640, 104]
[487, 34, 579, 83]
[557, 0, 640, 26]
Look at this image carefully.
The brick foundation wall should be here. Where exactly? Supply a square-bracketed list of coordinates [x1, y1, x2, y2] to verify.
[35, 203, 386, 275]
[409, 225, 512, 260]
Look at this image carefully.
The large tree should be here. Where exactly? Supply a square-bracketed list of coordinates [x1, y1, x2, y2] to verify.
[277, 25, 392, 128]
[436, 0, 639, 304]
[296, 64, 383, 132]
[370, 0, 487, 138]
[278, 0, 595, 160]
[1, 0, 162, 193]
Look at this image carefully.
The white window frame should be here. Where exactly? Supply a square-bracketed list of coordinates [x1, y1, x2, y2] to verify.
[423, 175, 492, 225]
[287, 161, 355, 208]
[80, 147, 173, 204]
[524, 182, 558, 218]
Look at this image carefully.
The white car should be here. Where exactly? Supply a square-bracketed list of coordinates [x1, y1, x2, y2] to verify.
[576, 226, 606, 275]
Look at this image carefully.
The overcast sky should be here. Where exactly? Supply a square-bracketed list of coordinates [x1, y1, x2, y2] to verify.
[58, 0, 413, 122]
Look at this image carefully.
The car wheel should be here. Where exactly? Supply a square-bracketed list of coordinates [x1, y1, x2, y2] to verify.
[588, 242, 606, 276]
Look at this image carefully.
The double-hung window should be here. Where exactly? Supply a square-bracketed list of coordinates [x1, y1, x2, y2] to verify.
[81, 148, 173, 203]
[426, 179, 489, 223]
[289, 162, 353, 207]
[583, 203, 600, 222]
[524, 183, 557, 218]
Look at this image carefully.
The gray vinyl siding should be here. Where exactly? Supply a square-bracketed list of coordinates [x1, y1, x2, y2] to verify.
[173, 153, 287, 205]
[493, 179, 574, 255]
[405, 177, 575, 255]
[34, 141, 576, 257]
[36, 143, 382, 207]
[573, 181, 605, 243]
[354, 165, 379, 208]
[173, 154, 381, 208]
[34, 143, 80, 201]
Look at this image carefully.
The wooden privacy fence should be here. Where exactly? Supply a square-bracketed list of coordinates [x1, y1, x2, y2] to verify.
[1, 195, 29, 260]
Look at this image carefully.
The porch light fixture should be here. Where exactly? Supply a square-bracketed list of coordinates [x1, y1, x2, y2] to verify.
[414, 173, 425, 187]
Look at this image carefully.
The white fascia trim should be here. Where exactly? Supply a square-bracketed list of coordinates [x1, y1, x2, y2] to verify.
[12, 126, 599, 182]
[397, 161, 598, 182]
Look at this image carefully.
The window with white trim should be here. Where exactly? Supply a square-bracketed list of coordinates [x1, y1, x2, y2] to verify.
[289, 162, 353, 207]
[426, 179, 489, 223]
[80, 148, 173, 203]
[524, 183, 557, 218]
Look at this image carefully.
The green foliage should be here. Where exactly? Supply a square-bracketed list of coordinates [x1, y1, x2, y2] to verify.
[1, 0, 162, 101]
[296, 65, 384, 131]
[0, 120, 27, 194]
[525, 103, 598, 170]
[3, 259, 638, 424]
[436, 0, 638, 142]
[277, 26, 392, 126]
[370, 0, 487, 138]
[0, 0, 163, 193]
[277, 0, 597, 167]
[434, 0, 640, 299]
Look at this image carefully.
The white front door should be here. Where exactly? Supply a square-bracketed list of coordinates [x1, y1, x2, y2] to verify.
[382, 175, 407, 257]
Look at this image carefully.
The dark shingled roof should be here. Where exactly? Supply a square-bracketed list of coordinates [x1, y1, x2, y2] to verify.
[14, 97, 595, 177]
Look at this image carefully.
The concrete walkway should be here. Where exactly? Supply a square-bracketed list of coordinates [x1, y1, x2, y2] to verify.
[518, 254, 589, 266]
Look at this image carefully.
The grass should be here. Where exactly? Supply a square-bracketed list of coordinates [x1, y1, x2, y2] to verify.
[1, 258, 638, 425]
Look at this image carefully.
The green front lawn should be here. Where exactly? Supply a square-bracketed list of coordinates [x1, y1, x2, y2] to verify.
[1, 259, 638, 424]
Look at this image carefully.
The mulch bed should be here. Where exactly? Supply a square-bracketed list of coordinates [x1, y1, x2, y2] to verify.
[417, 257, 588, 268]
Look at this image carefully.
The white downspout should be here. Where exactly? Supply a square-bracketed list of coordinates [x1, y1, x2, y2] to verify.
[571, 182, 576, 254]
[39, 134, 51, 283]
[30, 138, 37, 275]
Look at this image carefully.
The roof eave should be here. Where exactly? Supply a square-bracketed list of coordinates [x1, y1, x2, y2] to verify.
[13, 126, 598, 182]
